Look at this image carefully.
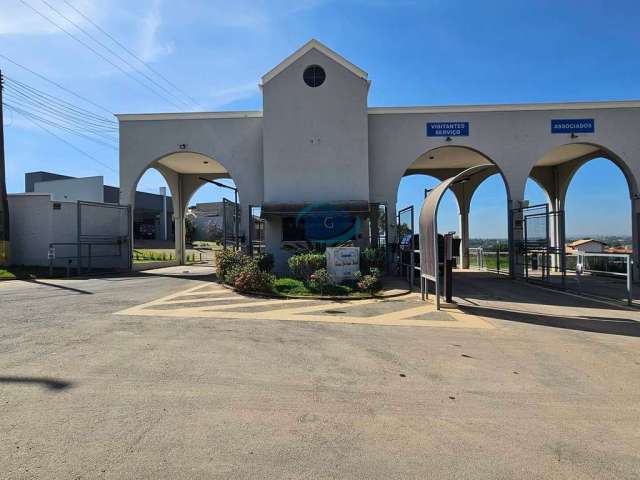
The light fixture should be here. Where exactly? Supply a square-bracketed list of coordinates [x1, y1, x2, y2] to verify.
[445, 136, 452, 142]
[179, 143, 187, 150]
[570, 133, 578, 139]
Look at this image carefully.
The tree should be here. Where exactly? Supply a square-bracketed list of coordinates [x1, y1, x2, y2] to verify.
[185, 216, 196, 245]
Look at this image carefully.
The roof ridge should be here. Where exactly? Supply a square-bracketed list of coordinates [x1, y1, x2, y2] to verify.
[260, 39, 368, 86]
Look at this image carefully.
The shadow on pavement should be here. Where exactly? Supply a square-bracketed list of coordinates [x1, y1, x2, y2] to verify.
[26, 279, 93, 295]
[452, 270, 635, 312]
[0, 376, 73, 391]
[460, 304, 640, 337]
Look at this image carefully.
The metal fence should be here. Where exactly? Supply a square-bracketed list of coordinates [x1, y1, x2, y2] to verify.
[47, 201, 131, 276]
[222, 198, 240, 249]
[468, 247, 510, 275]
[563, 252, 634, 306]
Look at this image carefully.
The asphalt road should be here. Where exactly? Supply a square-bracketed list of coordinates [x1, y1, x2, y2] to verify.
[1, 269, 639, 479]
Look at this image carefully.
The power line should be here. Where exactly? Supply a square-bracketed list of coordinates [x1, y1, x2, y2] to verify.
[0, 52, 114, 115]
[4, 77, 117, 130]
[39, 0, 192, 109]
[4, 102, 117, 150]
[2, 77, 118, 145]
[18, 0, 185, 110]
[61, 0, 199, 107]
[4, 95, 118, 144]
[4, 104, 117, 173]
[4, 92, 117, 141]
[4, 85, 117, 132]
[5, 76, 116, 123]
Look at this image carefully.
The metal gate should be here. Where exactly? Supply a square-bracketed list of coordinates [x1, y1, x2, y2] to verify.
[222, 198, 240, 249]
[247, 205, 265, 256]
[514, 203, 565, 286]
[396, 205, 416, 284]
[48, 201, 131, 275]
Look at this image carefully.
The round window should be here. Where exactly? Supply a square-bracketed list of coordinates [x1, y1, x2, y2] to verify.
[303, 65, 326, 88]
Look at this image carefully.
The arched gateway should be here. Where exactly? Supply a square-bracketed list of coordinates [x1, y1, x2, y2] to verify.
[118, 39, 640, 282]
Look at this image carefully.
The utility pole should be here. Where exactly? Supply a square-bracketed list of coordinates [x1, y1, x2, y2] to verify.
[0, 69, 10, 267]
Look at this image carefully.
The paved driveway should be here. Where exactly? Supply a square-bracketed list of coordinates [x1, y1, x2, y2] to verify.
[1, 271, 639, 479]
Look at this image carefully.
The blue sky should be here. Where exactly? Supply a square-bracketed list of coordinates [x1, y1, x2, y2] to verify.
[1, 0, 638, 237]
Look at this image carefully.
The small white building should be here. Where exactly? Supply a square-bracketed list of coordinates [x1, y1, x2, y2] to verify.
[7, 193, 129, 269]
[567, 239, 607, 254]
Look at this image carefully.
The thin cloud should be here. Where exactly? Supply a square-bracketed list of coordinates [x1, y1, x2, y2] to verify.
[137, 0, 174, 62]
[207, 82, 260, 109]
[0, 0, 105, 35]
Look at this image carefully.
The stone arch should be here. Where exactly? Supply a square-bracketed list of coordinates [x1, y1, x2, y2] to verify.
[527, 141, 640, 281]
[124, 149, 244, 265]
[394, 145, 514, 272]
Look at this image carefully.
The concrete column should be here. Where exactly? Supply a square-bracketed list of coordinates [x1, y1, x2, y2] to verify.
[458, 205, 470, 269]
[168, 173, 185, 265]
[159, 186, 168, 241]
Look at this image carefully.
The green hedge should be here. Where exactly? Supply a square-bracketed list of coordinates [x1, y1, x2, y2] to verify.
[287, 253, 326, 280]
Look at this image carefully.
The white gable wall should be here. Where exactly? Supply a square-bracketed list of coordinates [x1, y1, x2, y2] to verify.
[262, 48, 370, 203]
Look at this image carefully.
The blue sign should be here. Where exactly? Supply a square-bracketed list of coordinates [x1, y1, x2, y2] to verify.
[427, 122, 469, 137]
[551, 118, 595, 134]
[296, 204, 360, 244]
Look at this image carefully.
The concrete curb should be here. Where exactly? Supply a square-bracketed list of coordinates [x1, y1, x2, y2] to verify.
[216, 279, 412, 301]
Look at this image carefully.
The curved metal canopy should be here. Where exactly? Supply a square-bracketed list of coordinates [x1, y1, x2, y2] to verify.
[418, 164, 496, 306]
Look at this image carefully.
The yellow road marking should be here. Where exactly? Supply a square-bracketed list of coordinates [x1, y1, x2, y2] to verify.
[115, 283, 494, 329]
[163, 294, 249, 305]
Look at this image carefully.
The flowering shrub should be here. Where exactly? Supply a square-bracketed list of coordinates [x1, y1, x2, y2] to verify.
[308, 268, 332, 295]
[234, 265, 275, 293]
[355, 267, 382, 294]
[288, 253, 326, 280]
[216, 249, 274, 292]
[216, 248, 250, 281]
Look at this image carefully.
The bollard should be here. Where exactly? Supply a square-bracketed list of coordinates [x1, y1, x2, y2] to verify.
[627, 256, 633, 307]
[443, 233, 454, 303]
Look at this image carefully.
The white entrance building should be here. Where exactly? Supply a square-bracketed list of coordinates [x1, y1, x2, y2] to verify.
[117, 39, 640, 278]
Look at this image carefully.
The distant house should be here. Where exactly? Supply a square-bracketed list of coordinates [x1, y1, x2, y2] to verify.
[566, 239, 607, 254]
[187, 202, 225, 241]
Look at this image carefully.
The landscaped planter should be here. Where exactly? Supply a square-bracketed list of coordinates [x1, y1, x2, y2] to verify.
[216, 276, 409, 300]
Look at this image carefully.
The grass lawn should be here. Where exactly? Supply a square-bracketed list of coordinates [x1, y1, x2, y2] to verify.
[469, 253, 510, 272]
[272, 278, 370, 297]
[133, 247, 219, 264]
[133, 249, 176, 263]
